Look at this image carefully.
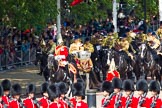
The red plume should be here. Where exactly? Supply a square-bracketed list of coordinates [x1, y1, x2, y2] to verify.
[70, 0, 84, 6]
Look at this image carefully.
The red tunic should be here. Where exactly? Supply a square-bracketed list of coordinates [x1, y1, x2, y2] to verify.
[111, 94, 123, 108]
[70, 97, 77, 107]
[49, 102, 63, 108]
[133, 96, 149, 108]
[39, 97, 49, 108]
[121, 96, 138, 108]
[74, 100, 88, 108]
[101, 97, 114, 108]
[59, 98, 68, 108]
[55, 45, 68, 61]
[2, 95, 9, 107]
[106, 70, 120, 82]
[23, 98, 38, 108]
[147, 96, 162, 108]
[9, 99, 20, 108]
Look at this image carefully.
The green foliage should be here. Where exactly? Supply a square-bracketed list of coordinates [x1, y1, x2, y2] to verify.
[0, 0, 159, 30]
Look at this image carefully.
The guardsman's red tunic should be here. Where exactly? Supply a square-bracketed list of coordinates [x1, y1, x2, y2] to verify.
[23, 98, 38, 108]
[39, 96, 49, 108]
[9, 99, 20, 108]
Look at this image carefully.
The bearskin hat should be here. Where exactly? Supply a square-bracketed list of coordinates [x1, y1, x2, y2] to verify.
[72, 82, 85, 97]
[1, 79, 11, 91]
[101, 81, 113, 93]
[58, 82, 67, 94]
[112, 78, 122, 89]
[11, 83, 22, 96]
[40, 82, 49, 94]
[136, 79, 148, 92]
[26, 84, 36, 94]
[0, 85, 3, 96]
[149, 80, 160, 94]
[122, 79, 134, 91]
[76, 78, 85, 88]
[47, 84, 60, 101]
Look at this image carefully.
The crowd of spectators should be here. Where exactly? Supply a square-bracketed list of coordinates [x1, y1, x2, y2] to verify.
[0, 14, 160, 71]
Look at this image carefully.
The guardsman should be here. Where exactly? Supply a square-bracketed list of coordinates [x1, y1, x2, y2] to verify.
[136, 27, 147, 43]
[39, 82, 50, 108]
[83, 38, 94, 53]
[23, 84, 40, 108]
[148, 80, 162, 108]
[106, 58, 120, 82]
[47, 38, 56, 55]
[111, 78, 123, 108]
[69, 35, 84, 54]
[156, 21, 162, 39]
[135, 79, 149, 108]
[101, 81, 114, 108]
[121, 79, 137, 108]
[0, 85, 3, 108]
[1, 79, 11, 107]
[9, 83, 24, 108]
[58, 82, 69, 108]
[47, 84, 62, 108]
[54, 38, 69, 67]
[71, 82, 88, 108]
[147, 30, 160, 49]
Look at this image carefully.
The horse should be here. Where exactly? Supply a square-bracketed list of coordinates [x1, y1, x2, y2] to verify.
[100, 47, 114, 80]
[35, 49, 50, 81]
[137, 43, 161, 82]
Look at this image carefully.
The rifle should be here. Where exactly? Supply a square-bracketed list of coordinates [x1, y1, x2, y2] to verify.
[18, 98, 26, 108]
[102, 92, 115, 107]
[150, 94, 159, 108]
[64, 97, 74, 108]
[126, 92, 134, 108]
[115, 92, 123, 108]
[33, 97, 41, 108]
[1, 100, 8, 108]
[138, 92, 147, 106]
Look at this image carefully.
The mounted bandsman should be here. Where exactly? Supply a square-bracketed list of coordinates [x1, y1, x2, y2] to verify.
[156, 21, 162, 40]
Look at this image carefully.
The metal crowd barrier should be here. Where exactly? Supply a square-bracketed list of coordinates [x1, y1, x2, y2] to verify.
[0, 45, 36, 71]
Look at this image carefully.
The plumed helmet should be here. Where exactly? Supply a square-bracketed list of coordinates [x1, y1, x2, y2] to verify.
[40, 82, 49, 94]
[122, 79, 134, 91]
[58, 82, 67, 94]
[47, 84, 60, 101]
[1, 79, 11, 91]
[0, 85, 3, 96]
[72, 82, 85, 97]
[149, 80, 160, 94]
[112, 77, 122, 89]
[26, 84, 36, 94]
[136, 79, 148, 92]
[11, 83, 22, 96]
[101, 81, 113, 93]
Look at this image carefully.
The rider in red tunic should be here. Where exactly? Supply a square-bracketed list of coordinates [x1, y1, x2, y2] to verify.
[106, 58, 120, 82]
[39, 82, 50, 108]
[54, 38, 68, 67]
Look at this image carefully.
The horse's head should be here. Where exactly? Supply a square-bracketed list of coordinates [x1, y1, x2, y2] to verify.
[47, 54, 59, 72]
[139, 43, 147, 59]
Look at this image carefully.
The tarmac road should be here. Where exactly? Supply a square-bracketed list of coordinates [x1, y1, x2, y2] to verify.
[0, 66, 162, 108]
